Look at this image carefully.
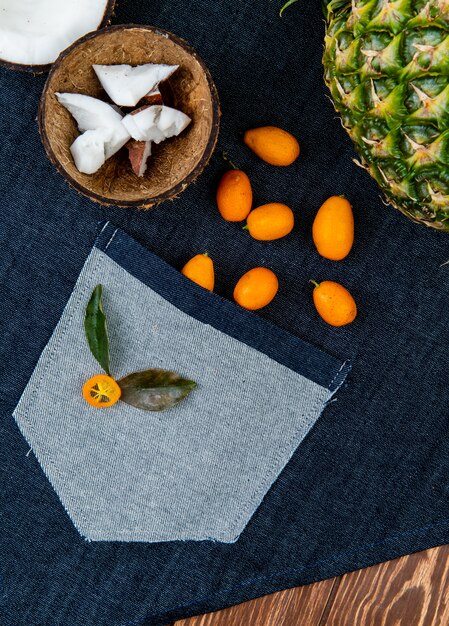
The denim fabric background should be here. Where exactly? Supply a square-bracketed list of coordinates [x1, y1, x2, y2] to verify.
[1, 0, 449, 625]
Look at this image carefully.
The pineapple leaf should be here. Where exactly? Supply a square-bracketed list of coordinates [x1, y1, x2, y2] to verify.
[279, 0, 299, 17]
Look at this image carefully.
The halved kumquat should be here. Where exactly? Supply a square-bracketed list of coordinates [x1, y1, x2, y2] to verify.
[82, 374, 122, 408]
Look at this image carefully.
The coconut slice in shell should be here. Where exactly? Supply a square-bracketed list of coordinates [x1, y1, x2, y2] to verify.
[0, 0, 115, 71]
[93, 63, 179, 107]
[71, 128, 113, 174]
[123, 105, 191, 143]
[56, 92, 130, 159]
[125, 88, 165, 178]
[127, 140, 152, 177]
[125, 89, 164, 178]
[122, 106, 163, 142]
[157, 105, 191, 137]
[55, 92, 122, 130]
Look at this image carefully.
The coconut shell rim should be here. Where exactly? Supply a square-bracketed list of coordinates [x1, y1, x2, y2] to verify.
[38, 23, 221, 208]
[0, 0, 116, 73]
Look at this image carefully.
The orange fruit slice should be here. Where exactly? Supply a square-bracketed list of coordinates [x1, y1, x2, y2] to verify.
[82, 374, 121, 408]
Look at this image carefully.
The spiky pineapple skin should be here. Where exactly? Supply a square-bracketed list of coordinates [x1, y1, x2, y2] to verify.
[323, 0, 449, 230]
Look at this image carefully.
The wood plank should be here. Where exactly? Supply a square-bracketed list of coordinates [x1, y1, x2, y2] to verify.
[323, 545, 449, 626]
[173, 578, 337, 626]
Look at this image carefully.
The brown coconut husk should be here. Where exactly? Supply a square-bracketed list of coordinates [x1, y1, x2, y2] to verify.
[38, 25, 220, 208]
[0, 1, 116, 73]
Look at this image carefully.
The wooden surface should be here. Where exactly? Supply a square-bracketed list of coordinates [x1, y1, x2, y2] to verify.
[171, 545, 449, 626]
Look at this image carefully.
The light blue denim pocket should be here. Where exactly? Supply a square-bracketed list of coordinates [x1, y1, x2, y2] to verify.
[13, 223, 350, 543]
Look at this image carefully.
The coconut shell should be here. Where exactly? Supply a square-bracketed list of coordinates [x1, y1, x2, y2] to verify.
[0, 0, 116, 73]
[38, 25, 220, 208]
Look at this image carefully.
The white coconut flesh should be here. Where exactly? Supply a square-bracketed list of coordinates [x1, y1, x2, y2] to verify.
[55, 92, 123, 131]
[70, 128, 112, 175]
[122, 105, 191, 143]
[93, 63, 179, 107]
[56, 75, 190, 175]
[0, 0, 110, 66]
[56, 92, 130, 159]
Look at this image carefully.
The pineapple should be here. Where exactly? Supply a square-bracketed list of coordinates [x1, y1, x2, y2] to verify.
[322, 0, 449, 230]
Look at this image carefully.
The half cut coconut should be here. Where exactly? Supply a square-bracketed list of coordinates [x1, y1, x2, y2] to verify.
[39, 25, 220, 208]
[0, 0, 115, 71]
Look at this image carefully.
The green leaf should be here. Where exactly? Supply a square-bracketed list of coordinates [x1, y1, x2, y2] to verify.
[84, 284, 111, 376]
[279, 0, 299, 17]
[118, 369, 197, 412]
